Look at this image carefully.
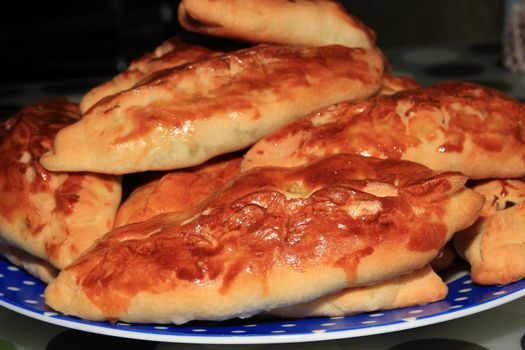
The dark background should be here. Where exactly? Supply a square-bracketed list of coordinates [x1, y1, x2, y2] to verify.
[0, 0, 505, 83]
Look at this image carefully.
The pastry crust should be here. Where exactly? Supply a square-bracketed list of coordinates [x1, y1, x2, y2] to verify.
[270, 265, 447, 318]
[45, 154, 482, 324]
[242, 81, 525, 179]
[115, 155, 242, 227]
[0, 99, 121, 269]
[40, 45, 384, 174]
[79, 37, 216, 113]
[454, 179, 525, 285]
[378, 74, 419, 96]
[117, 151, 451, 316]
[178, 0, 376, 49]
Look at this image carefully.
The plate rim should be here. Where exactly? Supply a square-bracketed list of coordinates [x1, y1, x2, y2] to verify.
[2, 289, 525, 344]
[1, 262, 525, 344]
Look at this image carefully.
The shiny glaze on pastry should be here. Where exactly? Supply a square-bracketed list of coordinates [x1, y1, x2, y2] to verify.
[45, 154, 482, 324]
[80, 37, 216, 113]
[0, 99, 121, 269]
[243, 81, 525, 179]
[40, 44, 384, 174]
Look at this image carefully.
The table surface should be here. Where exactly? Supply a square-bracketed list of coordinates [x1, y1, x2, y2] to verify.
[0, 39, 524, 350]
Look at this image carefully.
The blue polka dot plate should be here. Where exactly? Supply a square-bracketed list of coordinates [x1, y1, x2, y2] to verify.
[0, 257, 524, 344]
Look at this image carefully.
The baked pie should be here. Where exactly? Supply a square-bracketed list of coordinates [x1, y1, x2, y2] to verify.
[40, 44, 384, 174]
[454, 179, 525, 285]
[0, 99, 121, 271]
[178, 0, 376, 49]
[243, 81, 525, 179]
[45, 154, 482, 324]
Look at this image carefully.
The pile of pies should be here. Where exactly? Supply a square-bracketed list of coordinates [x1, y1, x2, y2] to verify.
[0, 0, 524, 325]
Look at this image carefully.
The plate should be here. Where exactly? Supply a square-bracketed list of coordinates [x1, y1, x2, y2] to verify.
[0, 257, 524, 344]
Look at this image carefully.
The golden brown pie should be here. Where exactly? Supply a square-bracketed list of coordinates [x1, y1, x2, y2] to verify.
[454, 179, 525, 285]
[270, 265, 447, 318]
[242, 81, 525, 179]
[115, 155, 242, 227]
[116, 153, 448, 319]
[79, 37, 216, 113]
[178, 0, 376, 49]
[40, 44, 384, 174]
[0, 99, 121, 270]
[45, 154, 482, 324]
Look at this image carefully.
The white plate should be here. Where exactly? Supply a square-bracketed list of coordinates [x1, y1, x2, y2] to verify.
[0, 257, 524, 344]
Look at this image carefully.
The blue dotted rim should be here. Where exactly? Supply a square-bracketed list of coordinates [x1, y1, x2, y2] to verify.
[0, 257, 524, 344]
